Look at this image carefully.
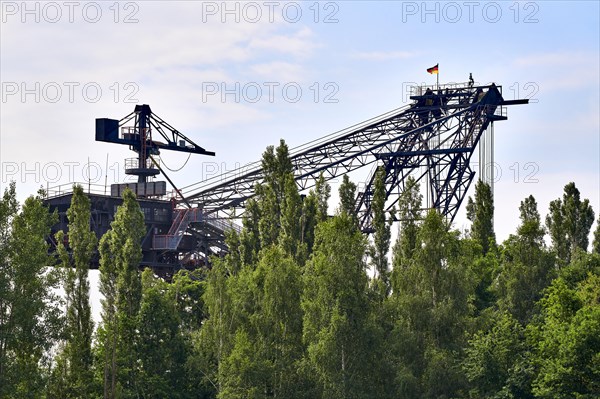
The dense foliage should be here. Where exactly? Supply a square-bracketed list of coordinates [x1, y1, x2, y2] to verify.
[0, 141, 599, 398]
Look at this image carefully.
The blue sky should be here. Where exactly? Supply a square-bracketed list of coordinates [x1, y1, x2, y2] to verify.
[1, 0, 599, 243]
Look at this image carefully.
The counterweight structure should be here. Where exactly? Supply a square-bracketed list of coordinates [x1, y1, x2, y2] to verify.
[45, 82, 528, 274]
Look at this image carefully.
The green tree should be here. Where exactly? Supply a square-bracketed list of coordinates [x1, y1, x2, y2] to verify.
[529, 258, 600, 398]
[517, 195, 546, 246]
[192, 258, 231, 397]
[394, 177, 422, 260]
[390, 210, 471, 398]
[463, 311, 533, 398]
[371, 167, 393, 292]
[191, 244, 255, 398]
[256, 140, 294, 248]
[0, 189, 61, 398]
[169, 268, 207, 333]
[497, 195, 555, 324]
[255, 247, 304, 397]
[218, 329, 266, 399]
[200, 141, 329, 398]
[261, 139, 293, 204]
[462, 194, 497, 319]
[0, 182, 19, 395]
[546, 182, 595, 264]
[220, 246, 304, 398]
[49, 185, 97, 398]
[279, 173, 304, 262]
[137, 269, 189, 399]
[300, 191, 318, 258]
[241, 140, 306, 261]
[257, 183, 281, 248]
[167, 269, 210, 396]
[592, 216, 600, 255]
[97, 188, 145, 398]
[391, 176, 422, 291]
[466, 180, 496, 254]
[240, 198, 261, 266]
[466, 240, 498, 318]
[298, 173, 331, 262]
[97, 232, 118, 399]
[337, 175, 358, 228]
[241, 139, 323, 268]
[302, 213, 382, 399]
[314, 173, 330, 223]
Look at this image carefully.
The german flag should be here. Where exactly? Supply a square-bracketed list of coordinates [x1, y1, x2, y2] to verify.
[427, 64, 439, 74]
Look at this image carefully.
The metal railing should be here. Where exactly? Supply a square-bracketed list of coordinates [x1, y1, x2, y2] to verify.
[153, 208, 241, 250]
[124, 157, 159, 170]
[120, 126, 150, 139]
[409, 82, 503, 97]
[46, 182, 112, 198]
[153, 208, 205, 250]
[204, 213, 242, 234]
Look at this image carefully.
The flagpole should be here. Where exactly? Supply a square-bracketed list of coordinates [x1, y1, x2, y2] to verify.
[437, 63, 439, 89]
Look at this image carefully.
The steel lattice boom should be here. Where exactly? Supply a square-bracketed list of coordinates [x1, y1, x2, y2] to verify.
[181, 83, 527, 232]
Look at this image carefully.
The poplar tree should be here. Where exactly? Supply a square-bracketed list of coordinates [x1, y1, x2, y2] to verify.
[466, 180, 495, 254]
[314, 173, 330, 223]
[371, 167, 393, 291]
[51, 185, 96, 398]
[137, 269, 189, 399]
[392, 177, 422, 265]
[193, 257, 234, 397]
[546, 182, 595, 264]
[257, 140, 294, 248]
[593, 216, 600, 255]
[0, 182, 19, 396]
[279, 173, 303, 262]
[97, 188, 145, 398]
[0, 188, 61, 398]
[391, 210, 470, 398]
[220, 247, 304, 398]
[240, 198, 261, 266]
[338, 175, 358, 228]
[302, 213, 377, 399]
[497, 195, 555, 324]
[299, 173, 330, 261]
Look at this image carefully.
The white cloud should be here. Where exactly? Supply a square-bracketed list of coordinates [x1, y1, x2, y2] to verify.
[353, 50, 416, 61]
[249, 26, 318, 57]
[248, 61, 305, 82]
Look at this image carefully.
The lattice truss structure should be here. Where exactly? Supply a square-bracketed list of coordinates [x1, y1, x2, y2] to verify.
[180, 83, 525, 233]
